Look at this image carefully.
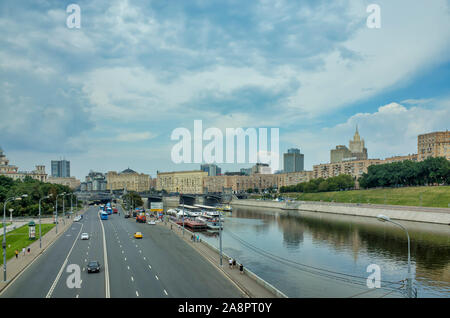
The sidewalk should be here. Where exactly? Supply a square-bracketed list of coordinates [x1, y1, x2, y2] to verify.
[158, 220, 284, 298]
[0, 208, 87, 293]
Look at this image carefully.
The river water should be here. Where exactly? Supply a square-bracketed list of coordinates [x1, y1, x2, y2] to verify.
[196, 206, 450, 298]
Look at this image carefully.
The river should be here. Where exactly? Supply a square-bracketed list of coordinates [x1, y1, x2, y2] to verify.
[196, 206, 450, 298]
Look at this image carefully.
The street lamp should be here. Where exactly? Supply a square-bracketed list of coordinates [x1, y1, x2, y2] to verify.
[8, 209, 13, 223]
[209, 196, 223, 267]
[180, 195, 185, 236]
[377, 214, 414, 298]
[39, 194, 53, 249]
[3, 194, 27, 282]
[55, 192, 66, 234]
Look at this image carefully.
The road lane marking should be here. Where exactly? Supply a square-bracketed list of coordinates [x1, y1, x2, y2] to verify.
[124, 257, 127, 261]
[98, 211, 111, 298]
[164, 290, 168, 296]
[155, 275, 159, 280]
[143, 257, 146, 260]
[46, 223, 84, 298]
[136, 291, 139, 297]
[76, 294, 79, 298]
[127, 266, 130, 270]
[148, 265, 151, 269]
[131, 276, 134, 282]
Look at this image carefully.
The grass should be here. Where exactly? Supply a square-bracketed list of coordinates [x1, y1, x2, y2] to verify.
[277, 186, 450, 208]
[0, 223, 55, 265]
[0, 223, 12, 229]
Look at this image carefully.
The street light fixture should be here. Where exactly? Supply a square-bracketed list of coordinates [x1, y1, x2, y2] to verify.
[55, 192, 66, 234]
[39, 194, 53, 249]
[3, 194, 27, 282]
[377, 214, 414, 298]
[209, 196, 224, 267]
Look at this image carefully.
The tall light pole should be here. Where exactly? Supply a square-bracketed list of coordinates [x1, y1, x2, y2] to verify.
[9, 209, 13, 223]
[39, 194, 52, 249]
[180, 194, 185, 236]
[55, 192, 66, 234]
[210, 196, 223, 266]
[377, 214, 414, 298]
[3, 194, 27, 282]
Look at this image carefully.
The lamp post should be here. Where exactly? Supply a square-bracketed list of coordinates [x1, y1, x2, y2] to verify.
[377, 214, 413, 298]
[209, 196, 223, 266]
[3, 194, 27, 282]
[39, 194, 52, 249]
[180, 195, 185, 236]
[55, 192, 66, 234]
[9, 209, 13, 223]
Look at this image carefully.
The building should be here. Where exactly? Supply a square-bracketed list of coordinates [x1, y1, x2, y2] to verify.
[0, 147, 47, 182]
[81, 171, 107, 192]
[200, 164, 221, 176]
[251, 163, 272, 174]
[277, 171, 314, 188]
[107, 168, 150, 192]
[203, 174, 279, 193]
[156, 170, 207, 194]
[417, 130, 450, 161]
[240, 168, 252, 176]
[283, 148, 305, 173]
[47, 176, 81, 190]
[331, 126, 368, 163]
[51, 159, 70, 178]
[313, 159, 383, 180]
[383, 154, 418, 164]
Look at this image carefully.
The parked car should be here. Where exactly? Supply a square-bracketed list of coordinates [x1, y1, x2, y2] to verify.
[124, 213, 130, 218]
[87, 261, 101, 273]
[134, 232, 143, 239]
[147, 220, 156, 225]
[80, 233, 89, 240]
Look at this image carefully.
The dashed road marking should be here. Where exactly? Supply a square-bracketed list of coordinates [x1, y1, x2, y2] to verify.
[131, 276, 134, 282]
[155, 275, 159, 280]
[164, 290, 168, 296]
[136, 291, 139, 297]
[148, 265, 151, 269]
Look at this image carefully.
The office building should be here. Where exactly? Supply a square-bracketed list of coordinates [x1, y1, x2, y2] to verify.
[51, 159, 71, 178]
[283, 148, 304, 172]
[200, 164, 221, 176]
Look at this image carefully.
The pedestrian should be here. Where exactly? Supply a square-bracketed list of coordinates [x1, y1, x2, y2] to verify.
[22, 247, 26, 256]
[232, 259, 236, 269]
[27, 247, 30, 254]
[239, 264, 244, 274]
[228, 258, 233, 269]
[15, 250, 19, 259]
[197, 234, 200, 242]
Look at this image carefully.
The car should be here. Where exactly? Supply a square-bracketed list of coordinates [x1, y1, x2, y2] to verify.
[74, 216, 80, 222]
[124, 213, 130, 218]
[134, 232, 143, 239]
[147, 220, 156, 225]
[87, 261, 101, 273]
[80, 233, 89, 240]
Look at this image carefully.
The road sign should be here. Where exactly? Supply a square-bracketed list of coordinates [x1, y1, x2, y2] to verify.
[150, 202, 163, 212]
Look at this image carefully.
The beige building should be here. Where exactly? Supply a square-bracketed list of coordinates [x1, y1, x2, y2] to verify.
[417, 130, 450, 161]
[203, 174, 278, 193]
[47, 176, 81, 189]
[383, 154, 418, 164]
[157, 170, 207, 194]
[331, 127, 368, 163]
[313, 159, 383, 180]
[0, 147, 47, 182]
[276, 171, 314, 188]
[107, 168, 150, 192]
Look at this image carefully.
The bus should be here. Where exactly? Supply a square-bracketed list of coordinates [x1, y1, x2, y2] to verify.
[100, 212, 108, 220]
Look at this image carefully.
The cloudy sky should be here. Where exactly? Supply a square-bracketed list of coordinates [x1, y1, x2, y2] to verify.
[1, 0, 449, 180]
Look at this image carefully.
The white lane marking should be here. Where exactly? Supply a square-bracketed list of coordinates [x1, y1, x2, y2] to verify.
[127, 266, 130, 270]
[143, 257, 146, 260]
[164, 290, 168, 296]
[148, 265, 151, 269]
[46, 223, 84, 298]
[124, 257, 127, 261]
[131, 276, 134, 282]
[136, 291, 139, 297]
[98, 211, 111, 298]
[122, 250, 124, 254]
[139, 250, 142, 254]
[155, 275, 159, 280]
[76, 294, 79, 298]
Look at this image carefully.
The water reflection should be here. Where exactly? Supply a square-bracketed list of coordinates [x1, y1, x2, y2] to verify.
[216, 206, 450, 297]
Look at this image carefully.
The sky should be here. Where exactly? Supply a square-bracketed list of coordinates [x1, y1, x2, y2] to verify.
[0, 0, 449, 180]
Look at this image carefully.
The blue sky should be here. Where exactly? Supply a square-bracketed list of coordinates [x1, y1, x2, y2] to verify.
[0, 0, 449, 180]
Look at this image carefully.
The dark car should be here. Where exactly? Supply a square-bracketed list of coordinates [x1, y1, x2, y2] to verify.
[124, 213, 130, 218]
[87, 261, 101, 273]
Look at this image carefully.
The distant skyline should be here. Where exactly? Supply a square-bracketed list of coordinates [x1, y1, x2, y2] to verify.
[1, 0, 449, 180]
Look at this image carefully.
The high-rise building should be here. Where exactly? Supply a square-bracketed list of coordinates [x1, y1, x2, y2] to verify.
[330, 126, 368, 163]
[417, 130, 450, 161]
[283, 148, 304, 173]
[200, 164, 221, 176]
[51, 159, 70, 178]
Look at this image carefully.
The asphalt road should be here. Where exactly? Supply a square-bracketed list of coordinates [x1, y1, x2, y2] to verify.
[0, 205, 243, 298]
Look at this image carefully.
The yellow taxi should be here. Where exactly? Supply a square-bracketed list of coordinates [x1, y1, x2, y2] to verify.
[134, 232, 143, 239]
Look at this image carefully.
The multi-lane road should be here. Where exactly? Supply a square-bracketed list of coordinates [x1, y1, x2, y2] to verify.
[0, 206, 243, 298]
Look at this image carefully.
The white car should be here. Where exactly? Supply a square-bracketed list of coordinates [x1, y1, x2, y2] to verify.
[147, 220, 156, 225]
[74, 216, 81, 222]
[80, 233, 89, 240]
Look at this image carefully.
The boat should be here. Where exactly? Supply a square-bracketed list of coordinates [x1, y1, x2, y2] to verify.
[216, 204, 232, 212]
[197, 213, 223, 230]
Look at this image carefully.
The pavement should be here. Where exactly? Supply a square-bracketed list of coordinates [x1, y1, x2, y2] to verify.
[0, 205, 244, 298]
[157, 219, 278, 298]
[0, 209, 86, 294]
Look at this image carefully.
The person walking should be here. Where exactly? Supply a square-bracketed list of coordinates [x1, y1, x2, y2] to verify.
[232, 259, 236, 269]
[27, 247, 30, 254]
[22, 247, 26, 256]
[15, 250, 19, 259]
[228, 258, 233, 269]
[239, 264, 244, 274]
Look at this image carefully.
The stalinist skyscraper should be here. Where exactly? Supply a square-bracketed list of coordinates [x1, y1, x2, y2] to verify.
[348, 125, 368, 160]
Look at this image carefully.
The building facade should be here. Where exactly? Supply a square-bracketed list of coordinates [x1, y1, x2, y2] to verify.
[51, 159, 70, 178]
[156, 170, 207, 194]
[283, 148, 305, 173]
[47, 176, 81, 190]
[383, 154, 418, 164]
[107, 168, 150, 192]
[0, 147, 47, 182]
[203, 174, 279, 193]
[251, 163, 272, 174]
[81, 171, 107, 192]
[200, 164, 222, 176]
[277, 171, 314, 188]
[313, 159, 383, 180]
[417, 130, 450, 161]
[331, 127, 368, 163]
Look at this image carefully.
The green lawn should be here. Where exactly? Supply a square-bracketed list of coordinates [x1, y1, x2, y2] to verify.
[0, 223, 55, 265]
[0, 223, 12, 229]
[280, 186, 450, 208]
